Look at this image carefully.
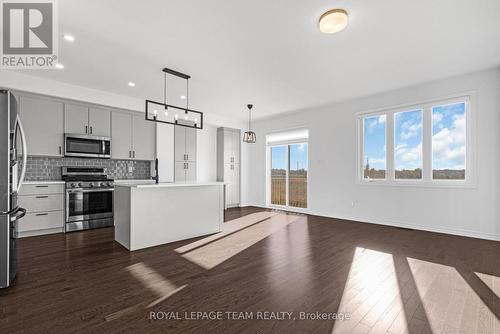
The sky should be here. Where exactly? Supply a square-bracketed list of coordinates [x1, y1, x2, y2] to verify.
[271, 143, 308, 170]
[363, 102, 466, 171]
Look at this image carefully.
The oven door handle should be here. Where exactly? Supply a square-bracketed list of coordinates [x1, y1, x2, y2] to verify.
[67, 189, 114, 193]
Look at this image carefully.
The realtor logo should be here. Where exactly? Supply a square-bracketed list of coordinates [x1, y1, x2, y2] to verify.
[1, 0, 58, 69]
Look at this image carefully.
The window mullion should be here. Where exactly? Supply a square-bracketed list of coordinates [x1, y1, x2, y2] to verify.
[422, 106, 432, 181]
[386, 113, 394, 181]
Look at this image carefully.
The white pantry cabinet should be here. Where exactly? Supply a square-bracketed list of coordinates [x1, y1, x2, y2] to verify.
[174, 126, 197, 182]
[217, 127, 241, 207]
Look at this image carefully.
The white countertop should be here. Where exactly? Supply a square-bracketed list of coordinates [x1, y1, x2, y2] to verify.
[116, 181, 225, 188]
[23, 181, 65, 185]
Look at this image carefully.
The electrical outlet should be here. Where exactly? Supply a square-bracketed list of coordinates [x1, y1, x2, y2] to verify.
[128, 166, 134, 173]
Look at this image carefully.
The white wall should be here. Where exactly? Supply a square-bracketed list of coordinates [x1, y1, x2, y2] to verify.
[197, 124, 218, 182]
[242, 68, 500, 241]
[156, 123, 175, 182]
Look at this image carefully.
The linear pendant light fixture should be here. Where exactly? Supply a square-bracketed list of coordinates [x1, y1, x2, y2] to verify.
[145, 67, 203, 129]
[243, 104, 256, 143]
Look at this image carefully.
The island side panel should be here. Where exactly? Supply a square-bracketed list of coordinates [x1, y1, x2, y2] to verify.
[129, 185, 223, 251]
[114, 185, 132, 250]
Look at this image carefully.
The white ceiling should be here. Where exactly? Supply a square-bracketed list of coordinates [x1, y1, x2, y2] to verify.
[19, 0, 500, 120]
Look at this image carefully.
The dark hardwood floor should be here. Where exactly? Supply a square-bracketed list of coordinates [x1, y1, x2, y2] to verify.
[0, 207, 499, 334]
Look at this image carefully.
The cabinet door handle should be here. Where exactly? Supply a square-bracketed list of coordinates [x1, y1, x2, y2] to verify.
[90, 126, 93, 134]
[35, 185, 48, 188]
[129, 151, 131, 158]
[85, 125, 88, 134]
[133, 151, 136, 158]
[35, 196, 48, 199]
[59, 146, 62, 155]
[36, 213, 48, 216]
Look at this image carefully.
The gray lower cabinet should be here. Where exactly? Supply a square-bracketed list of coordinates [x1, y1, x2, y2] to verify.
[17, 183, 65, 238]
[111, 112, 156, 160]
[217, 127, 241, 207]
[174, 126, 197, 182]
[19, 96, 64, 157]
[65, 104, 111, 136]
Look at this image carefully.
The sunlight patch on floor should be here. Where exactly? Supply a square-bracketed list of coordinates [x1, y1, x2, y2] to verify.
[475, 271, 500, 299]
[407, 258, 500, 333]
[178, 212, 301, 270]
[332, 247, 409, 334]
[175, 211, 278, 254]
[105, 262, 187, 321]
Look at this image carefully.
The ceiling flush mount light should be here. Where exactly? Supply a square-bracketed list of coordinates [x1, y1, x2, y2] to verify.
[319, 9, 348, 34]
[128, 82, 135, 87]
[63, 34, 75, 42]
[243, 104, 256, 143]
[145, 68, 203, 130]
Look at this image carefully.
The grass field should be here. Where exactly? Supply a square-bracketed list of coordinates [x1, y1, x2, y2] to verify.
[271, 169, 307, 208]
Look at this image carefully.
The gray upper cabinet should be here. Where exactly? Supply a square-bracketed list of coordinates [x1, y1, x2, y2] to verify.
[20, 96, 64, 157]
[65, 104, 111, 137]
[132, 115, 155, 161]
[64, 104, 88, 134]
[111, 112, 155, 161]
[111, 112, 132, 159]
[89, 108, 111, 137]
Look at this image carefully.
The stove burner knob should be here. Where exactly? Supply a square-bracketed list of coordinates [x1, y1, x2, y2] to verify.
[89, 183, 94, 187]
[100, 182, 105, 187]
[78, 183, 83, 187]
[71, 183, 76, 188]
[107, 182, 113, 187]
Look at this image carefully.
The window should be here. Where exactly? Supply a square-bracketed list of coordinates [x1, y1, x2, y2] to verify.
[267, 130, 308, 209]
[394, 109, 422, 179]
[432, 102, 466, 180]
[363, 115, 386, 179]
[358, 96, 470, 185]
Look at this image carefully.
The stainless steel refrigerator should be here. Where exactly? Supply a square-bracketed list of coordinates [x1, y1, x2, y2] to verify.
[0, 90, 27, 288]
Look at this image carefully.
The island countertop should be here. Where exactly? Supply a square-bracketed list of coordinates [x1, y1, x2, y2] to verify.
[115, 181, 225, 188]
[114, 181, 224, 251]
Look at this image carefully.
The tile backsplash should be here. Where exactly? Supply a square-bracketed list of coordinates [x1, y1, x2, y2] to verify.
[24, 157, 152, 181]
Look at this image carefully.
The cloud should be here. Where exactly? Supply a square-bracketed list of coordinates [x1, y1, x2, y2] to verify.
[401, 143, 422, 163]
[366, 115, 386, 133]
[432, 113, 466, 169]
[432, 112, 443, 124]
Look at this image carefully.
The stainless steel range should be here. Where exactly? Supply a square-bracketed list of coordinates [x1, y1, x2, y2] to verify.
[62, 167, 114, 232]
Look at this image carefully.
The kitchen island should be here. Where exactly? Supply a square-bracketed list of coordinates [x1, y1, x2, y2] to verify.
[114, 182, 224, 251]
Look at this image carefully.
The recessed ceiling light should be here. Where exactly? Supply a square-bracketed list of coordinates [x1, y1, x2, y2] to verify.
[128, 82, 135, 87]
[63, 34, 75, 42]
[319, 9, 349, 34]
[55, 63, 64, 69]
[180, 95, 186, 100]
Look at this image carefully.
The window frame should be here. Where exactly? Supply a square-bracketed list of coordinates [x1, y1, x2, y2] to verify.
[356, 93, 474, 188]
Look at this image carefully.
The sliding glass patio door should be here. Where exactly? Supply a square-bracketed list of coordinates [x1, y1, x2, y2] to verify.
[270, 143, 308, 209]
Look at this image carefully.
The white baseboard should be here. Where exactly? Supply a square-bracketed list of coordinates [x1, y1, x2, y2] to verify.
[239, 204, 500, 242]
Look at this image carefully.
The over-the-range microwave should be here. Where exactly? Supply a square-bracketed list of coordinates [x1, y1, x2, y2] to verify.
[64, 134, 111, 159]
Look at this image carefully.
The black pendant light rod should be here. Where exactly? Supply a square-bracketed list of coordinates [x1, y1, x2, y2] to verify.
[162, 67, 191, 80]
[247, 104, 253, 130]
